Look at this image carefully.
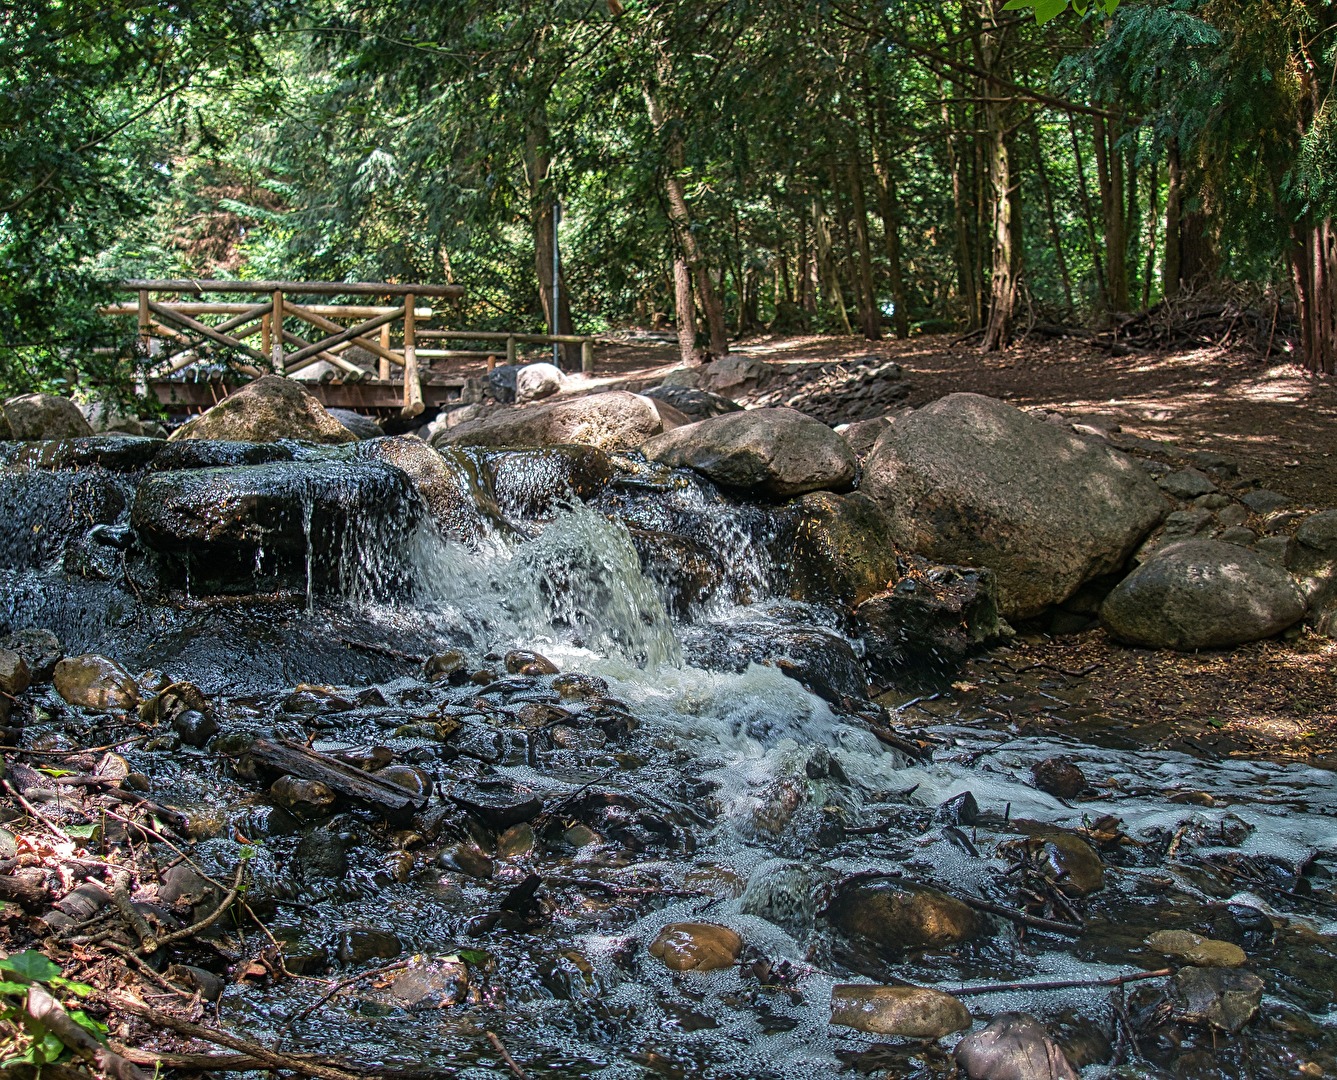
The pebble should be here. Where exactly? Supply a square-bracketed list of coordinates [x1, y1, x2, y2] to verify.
[52, 654, 139, 710]
[336, 928, 402, 965]
[1171, 966, 1265, 1033]
[1146, 929, 1247, 968]
[281, 684, 354, 716]
[270, 775, 338, 814]
[438, 843, 494, 880]
[172, 708, 219, 747]
[376, 765, 432, 800]
[647, 922, 742, 972]
[390, 958, 468, 1007]
[504, 649, 559, 675]
[1030, 757, 1087, 799]
[829, 984, 970, 1039]
[423, 650, 466, 682]
[955, 1012, 1079, 1080]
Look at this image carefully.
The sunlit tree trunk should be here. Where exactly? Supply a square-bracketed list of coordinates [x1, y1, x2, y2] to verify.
[979, 0, 1016, 352]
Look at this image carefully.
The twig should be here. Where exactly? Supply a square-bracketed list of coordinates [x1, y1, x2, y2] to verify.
[0, 736, 149, 757]
[957, 894, 1084, 937]
[147, 860, 246, 954]
[948, 967, 1172, 997]
[486, 1030, 531, 1080]
[2, 778, 73, 842]
[282, 958, 413, 1028]
[111, 870, 159, 953]
[29, 985, 153, 1080]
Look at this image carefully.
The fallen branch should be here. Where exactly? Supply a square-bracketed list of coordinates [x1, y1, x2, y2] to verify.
[486, 1030, 531, 1080]
[111, 871, 159, 954]
[282, 958, 413, 1028]
[27, 984, 153, 1080]
[147, 860, 246, 954]
[947, 966, 1173, 997]
[956, 894, 1084, 937]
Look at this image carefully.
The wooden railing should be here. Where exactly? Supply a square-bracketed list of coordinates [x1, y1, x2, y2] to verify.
[103, 279, 464, 417]
[416, 329, 597, 372]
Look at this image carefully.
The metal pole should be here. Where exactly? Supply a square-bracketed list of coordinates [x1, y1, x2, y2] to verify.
[552, 202, 561, 367]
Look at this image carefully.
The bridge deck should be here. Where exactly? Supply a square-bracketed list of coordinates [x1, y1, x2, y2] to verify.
[149, 376, 477, 416]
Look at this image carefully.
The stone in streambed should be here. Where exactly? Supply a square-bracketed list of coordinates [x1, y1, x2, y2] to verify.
[1005, 830, 1105, 896]
[955, 1013, 1080, 1080]
[423, 650, 466, 682]
[505, 649, 558, 675]
[53, 654, 139, 710]
[436, 391, 687, 452]
[1031, 757, 1087, 799]
[486, 445, 617, 521]
[0, 650, 30, 696]
[0, 629, 61, 683]
[862, 393, 1166, 619]
[355, 436, 499, 544]
[327, 409, 383, 440]
[172, 709, 219, 747]
[775, 491, 900, 608]
[337, 928, 402, 965]
[825, 879, 980, 951]
[829, 984, 971, 1039]
[168, 375, 355, 444]
[642, 384, 743, 421]
[149, 439, 294, 470]
[642, 407, 856, 498]
[1101, 539, 1306, 650]
[270, 776, 338, 814]
[447, 778, 542, 830]
[1171, 966, 1264, 1032]
[2, 394, 94, 440]
[648, 922, 742, 972]
[1147, 929, 1246, 968]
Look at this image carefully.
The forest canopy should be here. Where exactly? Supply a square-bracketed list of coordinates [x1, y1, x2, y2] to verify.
[2, 0, 1335, 393]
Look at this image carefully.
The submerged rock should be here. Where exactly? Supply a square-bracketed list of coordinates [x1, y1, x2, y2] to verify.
[3, 436, 163, 472]
[168, 375, 356, 445]
[271, 775, 338, 814]
[825, 878, 980, 951]
[647, 922, 742, 972]
[1147, 929, 1246, 968]
[955, 1013, 1080, 1080]
[487, 445, 617, 522]
[682, 620, 867, 705]
[436, 391, 687, 452]
[776, 491, 900, 608]
[1008, 831, 1105, 896]
[53, 654, 139, 710]
[862, 394, 1166, 618]
[1171, 966, 1264, 1032]
[356, 436, 495, 543]
[0, 470, 127, 570]
[1030, 757, 1087, 800]
[2, 394, 94, 440]
[829, 984, 971, 1039]
[642, 407, 856, 499]
[1101, 539, 1306, 649]
[149, 440, 295, 470]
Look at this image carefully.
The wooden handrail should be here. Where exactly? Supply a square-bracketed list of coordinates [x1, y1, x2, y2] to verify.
[121, 278, 463, 299]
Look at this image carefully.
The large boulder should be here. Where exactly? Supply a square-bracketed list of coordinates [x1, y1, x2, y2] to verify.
[355, 436, 498, 544]
[2, 395, 95, 440]
[434, 391, 687, 452]
[327, 409, 384, 441]
[167, 376, 356, 445]
[80, 400, 146, 437]
[862, 394, 1166, 618]
[514, 363, 565, 403]
[1100, 539, 1306, 650]
[642, 385, 743, 421]
[642, 408, 856, 499]
[955, 1013, 1080, 1080]
[825, 878, 981, 952]
[772, 491, 900, 607]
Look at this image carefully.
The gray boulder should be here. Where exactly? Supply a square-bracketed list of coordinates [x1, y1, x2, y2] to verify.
[434, 391, 687, 452]
[355, 436, 498, 544]
[168, 375, 356, 445]
[80, 400, 146, 437]
[1101, 539, 1306, 649]
[327, 409, 384, 440]
[862, 393, 1166, 619]
[514, 363, 565, 403]
[3, 394, 95, 440]
[955, 1013, 1079, 1080]
[642, 407, 855, 499]
[835, 415, 894, 460]
[642, 385, 743, 421]
[704, 354, 771, 395]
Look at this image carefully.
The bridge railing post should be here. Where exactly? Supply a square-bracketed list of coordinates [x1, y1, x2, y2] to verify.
[401, 292, 423, 418]
[271, 289, 285, 372]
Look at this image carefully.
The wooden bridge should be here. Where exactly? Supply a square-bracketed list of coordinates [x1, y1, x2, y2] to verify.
[102, 279, 598, 418]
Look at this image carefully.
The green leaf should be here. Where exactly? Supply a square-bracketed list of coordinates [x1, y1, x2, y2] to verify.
[37, 768, 73, 778]
[1034, 0, 1071, 24]
[48, 977, 94, 997]
[69, 1009, 109, 1044]
[0, 982, 30, 996]
[64, 824, 97, 839]
[0, 952, 60, 983]
[455, 949, 490, 966]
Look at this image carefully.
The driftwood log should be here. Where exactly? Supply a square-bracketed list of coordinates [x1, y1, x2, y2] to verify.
[244, 739, 428, 815]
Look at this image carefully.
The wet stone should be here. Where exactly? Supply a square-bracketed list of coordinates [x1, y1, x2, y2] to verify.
[829, 984, 971, 1039]
[295, 826, 352, 879]
[551, 672, 609, 700]
[0, 629, 61, 682]
[53, 654, 139, 711]
[935, 790, 979, 826]
[825, 879, 980, 952]
[376, 765, 432, 800]
[389, 958, 468, 1008]
[504, 649, 559, 676]
[337, 928, 402, 965]
[423, 650, 466, 682]
[955, 1013, 1080, 1080]
[282, 685, 355, 716]
[172, 708, 219, 748]
[1147, 929, 1247, 968]
[0, 649, 30, 696]
[1171, 966, 1265, 1032]
[270, 775, 338, 814]
[437, 843, 493, 880]
[647, 922, 742, 972]
[1011, 830, 1105, 896]
[447, 778, 543, 830]
[1031, 757, 1087, 799]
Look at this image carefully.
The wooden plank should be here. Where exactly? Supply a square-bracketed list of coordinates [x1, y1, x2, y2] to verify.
[280, 330, 366, 378]
[285, 307, 405, 365]
[285, 301, 404, 369]
[146, 301, 268, 374]
[145, 378, 469, 412]
[416, 329, 593, 345]
[122, 278, 464, 299]
[379, 325, 391, 381]
[246, 738, 428, 815]
[102, 302, 432, 318]
[402, 292, 423, 418]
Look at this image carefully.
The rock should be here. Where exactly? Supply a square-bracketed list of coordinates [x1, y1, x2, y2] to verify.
[1287, 508, 1337, 614]
[862, 394, 1166, 619]
[683, 620, 868, 705]
[355, 436, 495, 543]
[168, 375, 356, 444]
[436, 391, 687, 452]
[336, 928, 402, 965]
[438, 843, 493, 879]
[703, 354, 771, 395]
[131, 460, 419, 594]
[1240, 488, 1290, 514]
[0, 650, 30, 696]
[825, 879, 980, 951]
[514, 363, 565, 403]
[282, 685, 354, 716]
[829, 984, 971, 1039]
[738, 860, 834, 938]
[389, 958, 468, 1007]
[327, 409, 384, 440]
[172, 709, 219, 748]
[0, 470, 126, 571]
[935, 791, 979, 826]
[1216, 503, 1249, 528]
[271, 776, 338, 814]
[80, 400, 146, 437]
[149, 440, 294, 470]
[855, 560, 1006, 683]
[487, 445, 617, 522]
[423, 650, 466, 682]
[955, 1013, 1080, 1080]
[159, 865, 220, 917]
[1159, 469, 1217, 499]
[835, 416, 894, 460]
[376, 766, 431, 801]
[1030, 758, 1086, 799]
[1218, 525, 1258, 546]
[1171, 966, 1264, 1032]
[296, 825, 352, 879]
[504, 650, 558, 675]
[1101, 540, 1306, 650]
[0, 630, 61, 682]
[4, 435, 164, 472]
[53, 655, 139, 710]
[647, 922, 742, 972]
[642, 385, 743, 420]
[447, 778, 543, 830]
[1147, 929, 1247, 968]
[2, 394, 94, 440]
[1009, 831, 1104, 896]
[776, 491, 900, 607]
[642, 408, 855, 499]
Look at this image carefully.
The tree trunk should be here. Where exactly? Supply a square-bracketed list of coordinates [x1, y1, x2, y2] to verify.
[938, 77, 979, 328]
[1093, 111, 1129, 312]
[1124, 128, 1140, 308]
[813, 199, 853, 335]
[671, 254, 698, 367]
[525, 117, 578, 368]
[1142, 152, 1158, 309]
[870, 94, 910, 337]
[844, 146, 883, 340]
[1068, 116, 1109, 309]
[1164, 139, 1183, 300]
[1291, 220, 1337, 374]
[980, 0, 1016, 352]
[798, 216, 817, 314]
[1030, 122, 1073, 310]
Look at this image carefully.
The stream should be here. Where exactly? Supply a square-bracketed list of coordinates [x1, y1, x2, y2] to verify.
[2, 440, 1335, 1079]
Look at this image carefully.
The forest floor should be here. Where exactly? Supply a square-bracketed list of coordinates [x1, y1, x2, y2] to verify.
[571, 330, 1337, 767]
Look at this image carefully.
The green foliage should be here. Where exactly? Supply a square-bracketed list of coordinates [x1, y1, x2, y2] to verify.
[0, 950, 99, 1070]
[1005, 0, 1122, 25]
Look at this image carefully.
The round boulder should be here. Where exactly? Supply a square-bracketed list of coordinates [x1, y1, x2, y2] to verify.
[642, 407, 856, 499]
[830, 984, 971, 1039]
[53, 655, 139, 711]
[862, 394, 1166, 619]
[1101, 539, 1306, 650]
[647, 922, 742, 972]
[168, 375, 356, 445]
[825, 878, 980, 951]
[436, 391, 687, 452]
[955, 1013, 1079, 1080]
[2, 394, 95, 440]
[514, 363, 565, 403]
